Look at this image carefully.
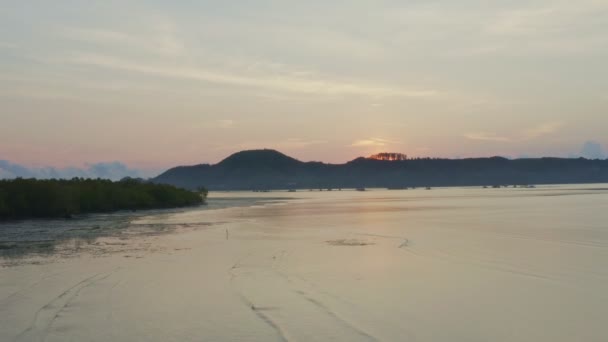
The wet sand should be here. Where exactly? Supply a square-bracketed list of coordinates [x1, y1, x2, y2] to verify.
[1, 186, 608, 341]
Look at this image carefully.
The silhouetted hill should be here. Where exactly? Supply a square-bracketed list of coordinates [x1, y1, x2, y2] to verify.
[217, 149, 302, 169]
[152, 150, 608, 190]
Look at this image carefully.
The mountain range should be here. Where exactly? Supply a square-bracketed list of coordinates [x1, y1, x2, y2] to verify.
[152, 149, 608, 190]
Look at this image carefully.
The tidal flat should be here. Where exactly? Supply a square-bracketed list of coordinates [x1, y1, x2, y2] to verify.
[1, 186, 607, 341]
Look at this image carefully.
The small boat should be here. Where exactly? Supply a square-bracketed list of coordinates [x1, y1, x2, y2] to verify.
[356, 187, 366, 191]
[288, 189, 296, 192]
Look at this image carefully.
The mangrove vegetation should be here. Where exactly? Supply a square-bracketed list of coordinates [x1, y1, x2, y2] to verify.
[0, 178, 207, 220]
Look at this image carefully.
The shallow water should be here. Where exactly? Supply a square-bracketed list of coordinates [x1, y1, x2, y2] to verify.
[0, 195, 288, 262]
[1, 185, 607, 341]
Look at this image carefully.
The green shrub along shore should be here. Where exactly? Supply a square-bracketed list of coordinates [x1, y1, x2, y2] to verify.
[0, 178, 207, 220]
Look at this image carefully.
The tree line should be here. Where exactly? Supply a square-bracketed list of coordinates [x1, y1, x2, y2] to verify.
[0, 178, 207, 220]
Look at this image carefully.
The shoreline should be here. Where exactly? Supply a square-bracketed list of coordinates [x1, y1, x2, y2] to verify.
[0, 194, 295, 265]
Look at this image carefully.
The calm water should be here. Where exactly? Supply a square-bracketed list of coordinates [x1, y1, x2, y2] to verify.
[1, 185, 607, 341]
[0, 195, 289, 260]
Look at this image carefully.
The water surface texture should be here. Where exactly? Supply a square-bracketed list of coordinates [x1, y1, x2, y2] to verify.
[1, 186, 607, 341]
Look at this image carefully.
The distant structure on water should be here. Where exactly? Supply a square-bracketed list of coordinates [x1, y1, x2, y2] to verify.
[368, 152, 407, 161]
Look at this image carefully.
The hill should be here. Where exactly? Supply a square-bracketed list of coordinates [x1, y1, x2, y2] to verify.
[152, 149, 608, 190]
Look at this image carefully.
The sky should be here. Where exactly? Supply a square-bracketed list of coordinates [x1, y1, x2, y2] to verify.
[1, 1, 607, 177]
